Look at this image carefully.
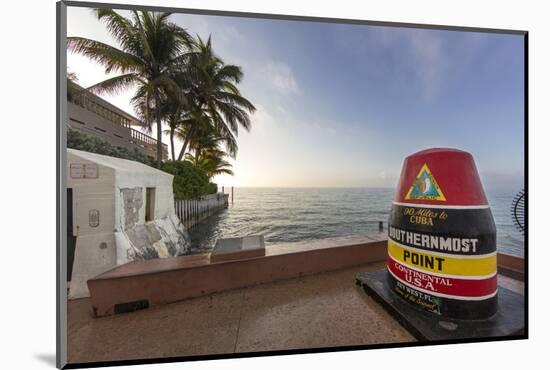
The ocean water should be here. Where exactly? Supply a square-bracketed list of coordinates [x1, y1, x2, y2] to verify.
[188, 187, 525, 257]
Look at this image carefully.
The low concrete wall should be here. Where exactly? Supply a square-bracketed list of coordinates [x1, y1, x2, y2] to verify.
[88, 235, 387, 317]
[497, 252, 525, 281]
[87, 232, 525, 317]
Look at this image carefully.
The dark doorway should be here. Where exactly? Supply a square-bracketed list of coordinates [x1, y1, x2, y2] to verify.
[145, 187, 156, 222]
[67, 188, 77, 281]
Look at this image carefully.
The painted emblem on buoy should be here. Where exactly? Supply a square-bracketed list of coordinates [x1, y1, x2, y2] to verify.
[405, 163, 446, 201]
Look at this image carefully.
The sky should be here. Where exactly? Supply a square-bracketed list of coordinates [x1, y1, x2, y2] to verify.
[67, 7, 525, 190]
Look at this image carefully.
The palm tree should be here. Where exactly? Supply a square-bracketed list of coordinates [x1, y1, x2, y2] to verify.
[67, 9, 192, 168]
[66, 71, 80, 102]
[174, 35, 256, 161]
[161, 91, 190, 160]
[185, 149, 234, 179]
[181, 120, 236, 179]
[173, 115, 238, 159]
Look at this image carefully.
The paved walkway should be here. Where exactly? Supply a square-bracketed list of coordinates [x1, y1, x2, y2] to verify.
[67, 261, 524, 365]
[68, 262, 413, 364]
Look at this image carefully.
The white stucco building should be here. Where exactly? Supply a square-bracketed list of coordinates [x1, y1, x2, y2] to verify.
[66, 149, 189, 299]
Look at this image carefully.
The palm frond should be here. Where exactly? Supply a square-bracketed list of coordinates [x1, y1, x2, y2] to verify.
[67, 37, 143, 74]
[70, 9, 255, 168]
[94, 8, 138, 53]
[86, 73, 140, 96]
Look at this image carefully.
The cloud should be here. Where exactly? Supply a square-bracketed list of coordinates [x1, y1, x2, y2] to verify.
[335, 25, 450, 103]
[263, 61, 301, 95]
[248, 104, 274, 131]
[405, 29, 445, 102]
[373, 27, 447, 103]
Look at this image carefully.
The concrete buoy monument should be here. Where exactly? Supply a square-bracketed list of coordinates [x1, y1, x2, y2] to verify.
[356, 148, 524, 340]
[387, 148, 497, 319]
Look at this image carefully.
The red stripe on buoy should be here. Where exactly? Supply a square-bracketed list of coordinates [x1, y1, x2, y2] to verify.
[394, 148, 488, 206]
[387, 256, 497, 298]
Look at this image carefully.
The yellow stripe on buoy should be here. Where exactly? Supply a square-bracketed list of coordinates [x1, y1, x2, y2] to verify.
[387, 240, 496, 277]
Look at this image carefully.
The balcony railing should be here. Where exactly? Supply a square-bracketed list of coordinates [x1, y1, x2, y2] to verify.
[69, 89, 134, 129]
[130, 128, 169, 159]
[131, 128, 157, 146]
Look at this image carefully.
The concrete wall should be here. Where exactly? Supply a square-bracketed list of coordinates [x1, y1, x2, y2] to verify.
[67, 151, 118, 299]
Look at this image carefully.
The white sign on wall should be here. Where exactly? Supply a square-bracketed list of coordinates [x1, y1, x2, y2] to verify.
[70, 163, 99, 179]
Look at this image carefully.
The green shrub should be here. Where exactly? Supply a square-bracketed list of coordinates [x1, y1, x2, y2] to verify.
[162, 160, 217, 200]
[206, 182, 218, 195]
[67, 129, 150, 164]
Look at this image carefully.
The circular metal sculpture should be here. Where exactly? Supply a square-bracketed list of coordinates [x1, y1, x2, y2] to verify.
[388, 148, 497, 320]
[511, 189, 525, 235]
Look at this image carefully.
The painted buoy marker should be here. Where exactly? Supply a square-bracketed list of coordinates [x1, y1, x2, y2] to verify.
[388, 148, 497, 319]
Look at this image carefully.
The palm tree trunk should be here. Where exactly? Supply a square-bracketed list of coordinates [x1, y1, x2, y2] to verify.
[155, 89, 163, 168]
[170, 126, 176, 161]
[176, 124, 196, 161]
[195, 148, 201, 164]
